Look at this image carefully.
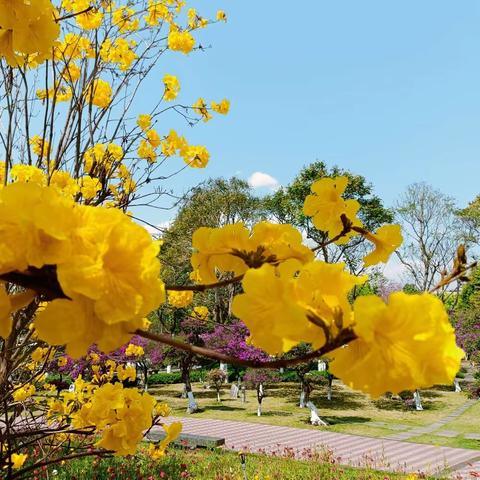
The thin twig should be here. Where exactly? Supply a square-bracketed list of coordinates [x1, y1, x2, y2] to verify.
[165, 275, 244, 292]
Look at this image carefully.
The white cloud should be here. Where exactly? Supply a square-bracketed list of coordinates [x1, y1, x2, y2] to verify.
[142, 220, 172, 235]
[382, 257, 408, 281]
[248, 171, 279, 190]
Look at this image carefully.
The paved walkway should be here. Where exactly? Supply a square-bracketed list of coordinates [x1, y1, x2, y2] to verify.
[384, 399, 478, 441]
[157, 416, 480, 478]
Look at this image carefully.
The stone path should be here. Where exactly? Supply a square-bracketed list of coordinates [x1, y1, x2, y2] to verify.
[156, 416, 480, 478]
[384, 400, 477, 441]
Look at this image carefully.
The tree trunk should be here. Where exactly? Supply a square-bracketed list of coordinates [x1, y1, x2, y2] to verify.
[181, 360, 198, 413]
[141, 361, 148, 391]
[413, 390, 423, 411]
[327, 373, 333, 401]
[256, 383, 264, 416]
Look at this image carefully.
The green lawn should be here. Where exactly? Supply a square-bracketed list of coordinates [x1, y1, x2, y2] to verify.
[150, 380, 478, 448]
[56, 447, 427, 479]
[412, 400, 480, 449]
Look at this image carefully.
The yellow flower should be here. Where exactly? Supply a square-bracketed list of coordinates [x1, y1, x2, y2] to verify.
[72, 383, 156, 455]
[138, 140, 157, 163]
[13, 383, 36, 402]
[145, 1, 172, 26]
[112, 7, 139, 32]
[84, 79, 112, 108]
[50, 170, 80, 197]
[0, 0, 59, 67]
[0, 182, 75, 273]
[107, 143, 124, 161]
[168, 29, 195, 54]
[117, 364, 137, 382]
[181, 145, 210, 168]
[10, 453, 27, 470]
[146, 129, 161, 148]
[148, 421, 182, 459]
[155, 402, 171, 417]
[232, 261, 365, 355]
[10, 165, 46, 185]
[168, 290, 193, 308]
[192, 305, 209, 320]
[163, 74, 180, 101]
[58, 356, 68, 367]
[31, 197, 165, 357]
[80, 176, 101, 200]
[211, 99, 230, 114]
[125, 343, 144, 357]
[137, 114, 152, 131]
[76, 8, 104, 30]
[31, 346, 49, 362]
[191, 222, 313, 284]
[303, 176, 362, 241]
[61, 62, 81, 83]
[363, 224, 403, 266]
[192, 98, 212, 122]
[54, 33, 92, 60]
[329, 292, 464, 398]
[162, 129, 187, 157]
[216, 10, 227, 22]
[29, 135, 50, 157]
[100, 37, 137, 71]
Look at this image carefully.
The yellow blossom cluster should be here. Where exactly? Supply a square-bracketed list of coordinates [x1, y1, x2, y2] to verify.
[232, 261, 366, 354]
[168, 28, 195, 54]
[303, 176, 403, 265]
[72, 382, 156, 455]
[163, 74, 181, 101]
[117, 364, 137, 381]
[0, 182, 165, 357]
[133, 127, 211, 168]
[329, 293, 464, 397]
[168, 290, 194, 308]
[191, 222, 314, 284]
[192, 305, 209, 320]
[112, 6, 140, 32]
[43, 376, 172, 456]
[84, 79, 112, 108]
[193, 97, 230, 121]
[303, 176, 363, 242]
[100, 38, 138, 71]
[0, 0, 59, 66]
[12, 383, 36, 402]
[29, 135, 51, 158]
[125, 343, 145, 357]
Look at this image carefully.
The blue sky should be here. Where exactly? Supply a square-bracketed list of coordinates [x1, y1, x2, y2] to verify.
[136, 0, 480, 225]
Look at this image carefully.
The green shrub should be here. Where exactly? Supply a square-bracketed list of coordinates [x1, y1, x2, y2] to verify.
[147, 369, 207, 385]
[279, 370, 300, 382]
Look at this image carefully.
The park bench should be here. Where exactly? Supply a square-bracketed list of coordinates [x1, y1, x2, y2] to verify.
[146, 430, 225, 449]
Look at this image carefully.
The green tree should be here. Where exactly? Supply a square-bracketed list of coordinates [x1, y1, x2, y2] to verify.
[458, 195, 480, 244]
[160, 177, 264, 327]
[263, 161, 393, 274]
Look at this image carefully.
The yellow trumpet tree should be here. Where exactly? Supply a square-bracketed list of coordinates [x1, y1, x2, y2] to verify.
[0, 1, 471, 478]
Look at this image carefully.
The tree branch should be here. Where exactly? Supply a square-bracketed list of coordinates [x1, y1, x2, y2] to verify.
[135, 328, 357, 368]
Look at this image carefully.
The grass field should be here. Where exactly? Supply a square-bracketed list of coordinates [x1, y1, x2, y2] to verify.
[55, 447, 425, 479]
[150, 379, 479, 449]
